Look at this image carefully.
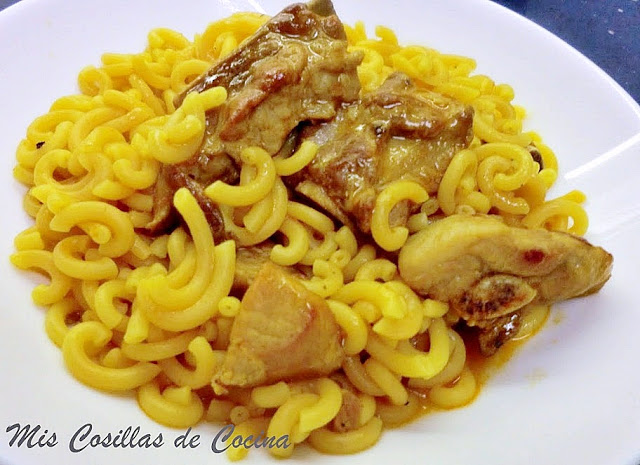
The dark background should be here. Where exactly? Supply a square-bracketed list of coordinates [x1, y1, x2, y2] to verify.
[1, 0, 638, 103]
[492, 0, 639, 103]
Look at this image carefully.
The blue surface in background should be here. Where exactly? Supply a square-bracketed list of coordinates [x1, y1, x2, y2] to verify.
[0, 0, 638, 103]
[493, 0, 639, 103]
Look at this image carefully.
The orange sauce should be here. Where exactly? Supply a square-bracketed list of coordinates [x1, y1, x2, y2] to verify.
[385, 310, 551, 428]
[463, 327, 530, 389]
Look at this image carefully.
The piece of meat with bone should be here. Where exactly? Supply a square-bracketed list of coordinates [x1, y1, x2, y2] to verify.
[398, 214, 613, 354]
[146, 0, 363, 234]
[146, 152, 239, 239]
[214, 262, 344, 388]
[287, 72, 474, 233]
[178, 0, 362, 160]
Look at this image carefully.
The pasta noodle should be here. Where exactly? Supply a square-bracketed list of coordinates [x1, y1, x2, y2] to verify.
[205, 147, 276, 206]
[9, 8, 587, 461]
[371, 180, 428, 251]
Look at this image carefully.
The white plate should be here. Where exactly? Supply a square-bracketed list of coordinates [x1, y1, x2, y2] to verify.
[1, 1, 639, 464]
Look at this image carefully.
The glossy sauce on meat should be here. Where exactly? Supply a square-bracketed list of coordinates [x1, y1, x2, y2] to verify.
[147, 0, 363, 235]
[288, 72, 474, 233]
[399, 214, 612, 354]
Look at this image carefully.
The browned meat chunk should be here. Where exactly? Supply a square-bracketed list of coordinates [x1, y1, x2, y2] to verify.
[327, 373, 362, 432]
[398, 215, 613, 353]
[146, 0, 363, 234]
[528, 144, 543, 170]
[147, 153, 238, 239]
[332, 389, 361, 432]
[145, 168, 176, 233]
[233, 242, 275, 292]
[180, 0, 362, 159]
[287, 72, 474, 233]
[475, 312, 522, 355]
[215, 262, 344, 387]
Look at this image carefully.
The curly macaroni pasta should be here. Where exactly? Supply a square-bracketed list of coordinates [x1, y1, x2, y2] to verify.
[11, 10, 577, 461]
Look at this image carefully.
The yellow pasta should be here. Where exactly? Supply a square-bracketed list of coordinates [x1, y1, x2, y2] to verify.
[121, 328, 201, 362]
[300, 259, 344, 298]
[342, 356, 385, 397]
[205, 146, 276, 206]
[63, 321, 160, 391]
[14, 227, 45, 251]
[137, 382, 204, 428]
[225, 417, 271, 461]
[427, 367, 478, 409]
[241, 190, 275, 234]
[229, 406, 251, 425]
[220, 177, 288, 246]
[354, 259, 396, 283]
[300, 231, 338, 266]
[10, 250, 74, 306]
[159, 336, 221, 389]
[523, 198, 588, 236]
[334, 225, 358, 259]
[286, 201, 335, 235]
[375, 392, 422, 427]
[308, 417, 383, 454]
[477, 155, 530, 214]
[364, 358, 408, 405]
[409, 330, 465, 389]
[437, 148, 478, 215]
[329, 248, 352, 269]
[217, 296, 241, 318]
[366, 318, 450, 378]
[170, 59, 211, 93]
[94, 279, 133, 329]
[251, 382, 291, 409]
[333, 280, 407, 319]
[143, 240, 235, 331]
[297, 378, 343, 434]
[148, 87, 227, 164]
[123, 299, 150, 344]
[100, 348, 136, 369]
[10, 9, 592, 462]
[139, 189, 215, 310]
[270, 218, 310, 266]
[474, 142, 536, 191]
[49, 201, 135, 257]
[206, 398, 235, 423]
[274, 141, 319, 176]
[52, 235, 118, 280]
[44, 297, 80, 347]
[326, 300, 368, 355]
[371, 180, 428, 251]
[267, 393, 318, 458]
[343, 244, 376, 282]
[372, 281, 424, 340]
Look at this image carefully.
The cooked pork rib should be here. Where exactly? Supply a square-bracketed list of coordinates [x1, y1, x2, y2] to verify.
[147, 0, 363, 234]
[287, 72, 474, 233]
[215, 262, 344, 387]
[182, 0, 362, 160]
[399, 214, 613, 353]
[233, 242, 275, 292]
